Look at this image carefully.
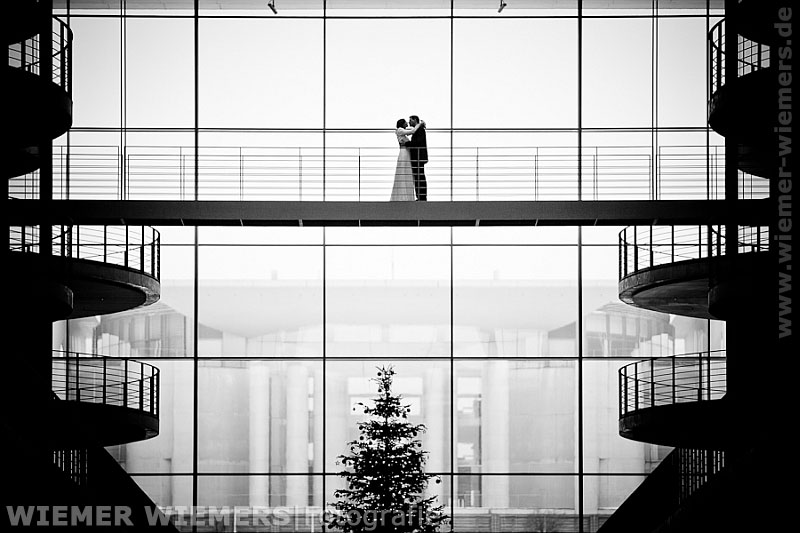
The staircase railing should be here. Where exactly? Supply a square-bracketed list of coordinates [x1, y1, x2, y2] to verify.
[597, 447, 725, 532]
[9, 225, 161, 281]
[709, 18, 771, 96]
[618, 225, 769, 279]
[619, 350, 726, 419]
[51, 350, 159, 417]
[7, 17, 72, 96]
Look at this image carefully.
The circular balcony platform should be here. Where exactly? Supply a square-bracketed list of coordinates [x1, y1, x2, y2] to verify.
[6, 67, 73, 147]
[3, 1, 41, 45]
[618, 226, 769, 320]
[708, 68, 780, 179]
[619, 400, 733, 449]
[45, 401, 159, 448]
[9, 354, 160, 448]
[2, 146, 40, 179]
[9, 252, 160, 319]
[6, 16, 73, 153]
[48, 354, 160, 447]
[9, 225, 161, 319]
[618, 352, 732, 448]
[708, 19, 781, 179]
[619, 253, 770, 320]
[736, 0, 786, 45]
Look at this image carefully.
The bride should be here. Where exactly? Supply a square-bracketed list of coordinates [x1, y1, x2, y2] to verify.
[390, 118, 424, 201]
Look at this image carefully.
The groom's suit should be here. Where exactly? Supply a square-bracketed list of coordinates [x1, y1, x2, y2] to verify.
[406, 125, 428, 201]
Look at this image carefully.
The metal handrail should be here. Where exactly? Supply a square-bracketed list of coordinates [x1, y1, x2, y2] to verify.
[7, 17, 73, 95]
[677, 448, 726, 504]
[51, 350, 159, 417]
[9, 144, 770, 202]
[618, 225, 769, 279]
[709, 19, 771, 96]
[9, 225, 161, 281]
[618, 350, 727, 418]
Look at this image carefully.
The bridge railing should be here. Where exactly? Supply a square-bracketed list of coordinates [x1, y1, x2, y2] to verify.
[8, 144, 769, 202]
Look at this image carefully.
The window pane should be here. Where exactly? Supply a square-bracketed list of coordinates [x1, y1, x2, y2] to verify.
[581, 242, 710, 357]
[324, 360, 452, 480]
[198, 226, 323, 245]
[71, 18, 121, 128]
[199, 0, 323, 17]
[197, 131, 323, 201]
[583, 19, 653, 127]
[581, 131, 653, 200]
[582, 360, 672, 474]
[452, 475, 578, 528]
[197, 475, 322, 510]
[326, 19, 451, 129]
[585, 475, 646, 532]
[198, 361, 322, 476]
[126, 18, 194, 128]
[52, 131, 123, 200]
[454, 226, 577, 245]
[131, 476, 193, 509]
[199, 19, 323, 128]
[656, 131, 713, 200]
[326, 247, 451, 357]
[454, 19, 578, 129]
[125, 132, 196, 200]
[657, 17, 708, 127]
[62, 243, 195, 358]
[198, 246, 323, 357]
[453, 246, 578, 357]
[452, 131, 579, 201]
[107, 361, 195, 474]
[455, 361, 578, 473]
[326, 226, 450, 246]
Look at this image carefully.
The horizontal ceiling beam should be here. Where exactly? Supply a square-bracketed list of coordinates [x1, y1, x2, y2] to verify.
[5, 199, 770, 227]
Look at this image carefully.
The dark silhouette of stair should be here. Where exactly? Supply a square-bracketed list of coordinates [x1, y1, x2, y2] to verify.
[4, 1, 73, 180]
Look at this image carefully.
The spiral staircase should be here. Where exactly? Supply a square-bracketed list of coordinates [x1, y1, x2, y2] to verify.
[3, 2, 175, 529]
[4, 224, 174, 529]
[598, 2, 784, 531]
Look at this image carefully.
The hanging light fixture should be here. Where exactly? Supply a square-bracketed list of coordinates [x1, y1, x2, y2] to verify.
[498, 1, 507, 13]
[268, 0, 277, 15]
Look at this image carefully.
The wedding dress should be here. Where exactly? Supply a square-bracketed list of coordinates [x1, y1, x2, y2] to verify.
[390, 128, 415, 201]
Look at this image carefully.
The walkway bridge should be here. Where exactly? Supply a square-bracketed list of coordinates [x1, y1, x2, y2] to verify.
[8, 143, 769, 227]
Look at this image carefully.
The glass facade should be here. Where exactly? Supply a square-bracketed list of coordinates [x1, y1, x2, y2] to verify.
[44, 2, 731, 532]
[15, 1, 759, 205]
[53, 226, 723, 531]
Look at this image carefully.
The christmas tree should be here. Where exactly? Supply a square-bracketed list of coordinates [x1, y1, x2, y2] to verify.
[327, 366, 449, 533]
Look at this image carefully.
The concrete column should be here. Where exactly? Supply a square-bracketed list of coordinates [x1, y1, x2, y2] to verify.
[326, 373, 349, 501]
[171, 361, 194, 506]
[424, 366, 446, 503]
[69, 318, 98, 355]
[52, 320, 67, 351]
[523, 329, 549, 356]
[481, 361, 509, 508]
[451, 373, 460, 509]
[249, 362, 271, 507]
[312, 364, 324, 506]
[286, 364, 309, 507]
[222, 331, 246, 357]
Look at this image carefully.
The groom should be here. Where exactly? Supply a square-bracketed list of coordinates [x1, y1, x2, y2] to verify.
[406, 115, 428, 201]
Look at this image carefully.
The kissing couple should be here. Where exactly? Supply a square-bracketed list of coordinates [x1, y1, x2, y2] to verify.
[390, 115, 427, 202]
